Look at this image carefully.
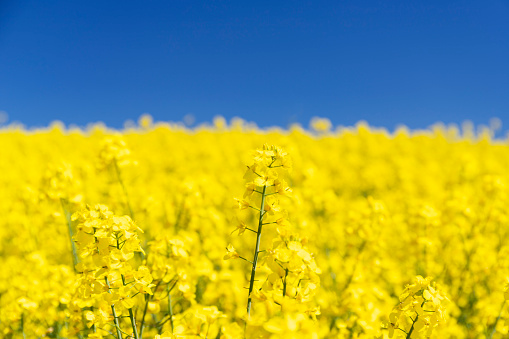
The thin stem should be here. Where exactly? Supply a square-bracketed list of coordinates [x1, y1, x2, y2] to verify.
[246, 185, 267, 317]
[55, 321, 62, 339]
[139, 278, 162, 338]
[114, 326, 133, 337]
[406, 315, 418, 339]
[283, 268, 289, 297]
[230, 227, 257, 236]
[118, 253, 139, 339]
[252, 170, 262, 177]
[488, 300, 506, 339]
[106, 277, 123, 339]
[406, 302, 424, 339]
[127, 308, 139, 339]
[239, 256, 254, 264]
[167, 281, 174, 333]
[90, 306, 97, 333]
[20, 313, 26, 339]
[60, 198, 79, 270]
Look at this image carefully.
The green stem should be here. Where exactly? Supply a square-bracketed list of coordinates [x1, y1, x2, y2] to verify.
[246, 185, 267, 317]
[21, 313, 26, 339]
[128, 308, 139, 339]
[406, 302, 424, 339]
[283, 268, 289, 297]
[406, 315, 418, 339]
[90, 306, 97, 333]
[106, 277, 123, 339]
[488, 300, 506, 339]
[118, 245, 140, 339]
[60, 198, 79, 270]
[139, 278, 163, 338]
[167, 282, 174, 333]
[55, 321, 62, 339]
[239, 256, 253, 264]
[138, 295, 150, 338]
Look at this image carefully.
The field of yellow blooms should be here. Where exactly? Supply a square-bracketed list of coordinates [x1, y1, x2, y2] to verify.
[1, 116, 509, 338]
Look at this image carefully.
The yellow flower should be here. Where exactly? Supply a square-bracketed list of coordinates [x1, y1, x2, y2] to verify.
[244, 182, 257, 198]
[254, 169, 278, 187]
[224, 244, 240, 260]
[231, 220, 248, 236]
[234, 198, 250, 210]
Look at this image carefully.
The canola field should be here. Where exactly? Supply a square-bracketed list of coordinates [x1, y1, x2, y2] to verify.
[1, 117, 509, 338]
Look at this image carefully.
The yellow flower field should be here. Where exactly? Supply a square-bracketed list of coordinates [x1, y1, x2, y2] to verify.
[1, 116, 508, 338]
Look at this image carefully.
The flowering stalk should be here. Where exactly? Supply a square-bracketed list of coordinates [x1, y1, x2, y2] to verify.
[246, 184, 267, 316]
[405, 304, 423, 339]
[383, 276, 447, 338]
[71, 204, 153, 339]
[226, 144, 301, 320]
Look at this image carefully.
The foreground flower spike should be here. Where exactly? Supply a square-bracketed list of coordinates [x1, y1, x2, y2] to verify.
[71, 204, 152, 339]
[383, 276, 447, 338]
[247, 145, 292, 317]
[225, 145, 294, 317]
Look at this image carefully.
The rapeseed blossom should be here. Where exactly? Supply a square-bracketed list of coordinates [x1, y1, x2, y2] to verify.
[226, 144, 320, 338]
[0, 117, 508, 338]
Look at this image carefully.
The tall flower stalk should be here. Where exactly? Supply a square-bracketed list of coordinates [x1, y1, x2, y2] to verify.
[225, 145, 294, 316]
[383, 276, 448, 338]
[71, 204, 154, 338]
[246, 184, 267, 316]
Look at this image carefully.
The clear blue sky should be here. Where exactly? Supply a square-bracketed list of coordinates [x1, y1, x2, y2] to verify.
[1, 0, 508, 130]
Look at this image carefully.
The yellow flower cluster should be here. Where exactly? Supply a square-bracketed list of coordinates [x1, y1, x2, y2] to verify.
[384, 276, 447, 338]
[71, 204, 153, 338]
[226, 144, 321, 337]
[1, 117, 509, 338]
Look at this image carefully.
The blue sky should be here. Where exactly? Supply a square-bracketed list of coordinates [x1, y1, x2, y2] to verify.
[0, 0, 508, 130]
